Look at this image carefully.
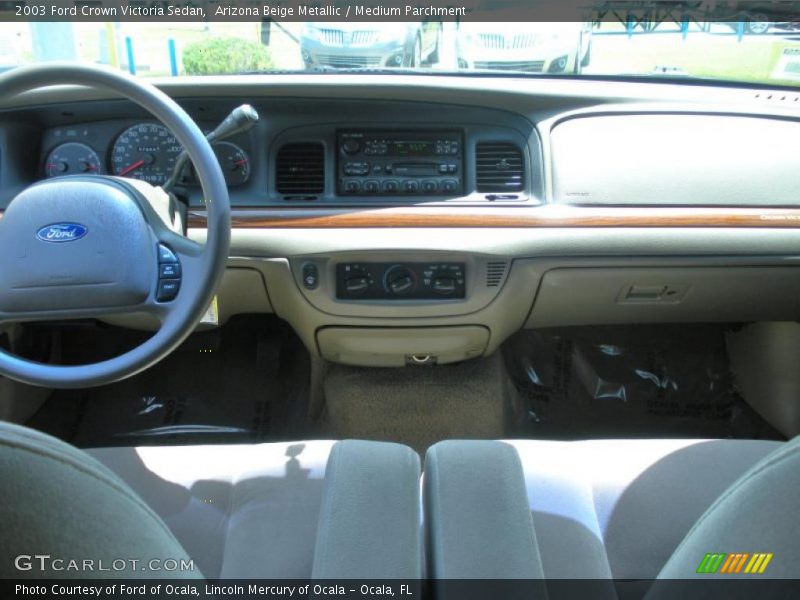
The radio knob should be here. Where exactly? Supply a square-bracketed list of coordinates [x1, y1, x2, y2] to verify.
[342, 139, 361, 155]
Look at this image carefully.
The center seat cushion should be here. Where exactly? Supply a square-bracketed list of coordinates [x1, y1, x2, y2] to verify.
[89, 439, 421, 579]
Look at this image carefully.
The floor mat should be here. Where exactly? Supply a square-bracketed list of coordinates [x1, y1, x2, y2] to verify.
[27, 316, 317, 448]
[504, 325, 784, 441]
[322, 352, 511, 455]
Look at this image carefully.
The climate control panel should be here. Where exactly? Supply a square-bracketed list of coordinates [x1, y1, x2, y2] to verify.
[336, 262, 466, 300]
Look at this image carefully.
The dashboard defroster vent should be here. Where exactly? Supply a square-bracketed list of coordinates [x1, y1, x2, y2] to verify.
[486, 261, 509, 287]
[276, 142, 325, 198]
[476, 142, 524, 193]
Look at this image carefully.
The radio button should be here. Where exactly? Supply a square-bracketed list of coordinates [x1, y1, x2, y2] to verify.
[403, 180, 420, 193]
[344, 162, 370, 176]
[422, 180, 438, 193]
[442, 179, 458, 193]
[382, 180, 399, 193]
[343, 180, 362, 194]
[363, 180, 380, 193]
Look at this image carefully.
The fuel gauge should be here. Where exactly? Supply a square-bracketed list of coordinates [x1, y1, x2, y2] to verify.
[45, 142, 102, 178]
[214, 141, 250, 187]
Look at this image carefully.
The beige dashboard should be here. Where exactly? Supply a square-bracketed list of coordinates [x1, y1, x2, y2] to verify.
[3, 74, 800, 366]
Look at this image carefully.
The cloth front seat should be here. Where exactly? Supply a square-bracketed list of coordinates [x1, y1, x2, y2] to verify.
[425, 437, 795, 589]
[0, 421, 422, 579]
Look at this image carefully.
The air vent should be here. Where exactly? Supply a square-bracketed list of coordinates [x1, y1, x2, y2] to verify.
[476, 143, 524, 193]
[486, 261, 509, 287]
[276, 142, 325, 197]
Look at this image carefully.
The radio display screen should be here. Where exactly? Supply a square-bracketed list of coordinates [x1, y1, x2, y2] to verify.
[392, 141, 434, 156]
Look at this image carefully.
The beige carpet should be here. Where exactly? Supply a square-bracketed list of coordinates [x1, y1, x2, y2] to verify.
[322, 352, 512, 455]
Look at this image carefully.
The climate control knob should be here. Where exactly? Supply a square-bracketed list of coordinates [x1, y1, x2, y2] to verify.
[343, 266, 370, 294]
[383, 265, 416, 296]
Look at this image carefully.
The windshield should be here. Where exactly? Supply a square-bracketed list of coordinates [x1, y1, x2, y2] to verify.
[2, 18, 799, 87]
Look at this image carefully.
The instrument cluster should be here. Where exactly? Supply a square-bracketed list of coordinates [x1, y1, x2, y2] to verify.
[40, 121, 251, 188]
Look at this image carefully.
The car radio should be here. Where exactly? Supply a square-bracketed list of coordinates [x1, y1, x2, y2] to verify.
[337, 130, 463, 196]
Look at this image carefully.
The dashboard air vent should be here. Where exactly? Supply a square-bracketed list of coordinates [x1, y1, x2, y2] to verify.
[276, 142, 325, 197]
[486, 261, 508, 287]
[476, 143, 524, 193]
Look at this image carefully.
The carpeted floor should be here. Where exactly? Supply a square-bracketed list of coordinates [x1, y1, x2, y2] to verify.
[27, 316, 317, 447]
[25, 319, 784, 452]
[503, 325, 784, 441]
[322, 352, 512, 455]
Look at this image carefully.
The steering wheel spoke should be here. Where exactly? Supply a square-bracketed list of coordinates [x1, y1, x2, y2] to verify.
[141, 232, 206, 324]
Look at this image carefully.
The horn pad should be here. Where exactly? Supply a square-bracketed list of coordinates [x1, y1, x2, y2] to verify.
[0, 178, 155, 315]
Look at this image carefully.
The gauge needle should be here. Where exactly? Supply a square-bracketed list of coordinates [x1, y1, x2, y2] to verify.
[118, 159, 145, 176]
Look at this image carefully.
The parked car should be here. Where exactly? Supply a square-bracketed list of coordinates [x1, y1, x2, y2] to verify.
[709, 1, 800, 34]
[301, 21, 441, 69]
[457, 21, 592, 73]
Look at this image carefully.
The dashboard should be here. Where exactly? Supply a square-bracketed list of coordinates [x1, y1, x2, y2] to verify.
[1, 94, 542, 211]
[2, 74, 800, 367]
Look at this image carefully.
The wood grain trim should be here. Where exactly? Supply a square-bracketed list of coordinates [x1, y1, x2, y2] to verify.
[187, 205, 800, 229]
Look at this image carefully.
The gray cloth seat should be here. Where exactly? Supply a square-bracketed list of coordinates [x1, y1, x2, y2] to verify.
[425, 437, 796, 586]
[0, 421, 422, 579]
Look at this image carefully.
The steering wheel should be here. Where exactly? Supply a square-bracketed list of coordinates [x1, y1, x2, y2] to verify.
[0, 64, 230, 388]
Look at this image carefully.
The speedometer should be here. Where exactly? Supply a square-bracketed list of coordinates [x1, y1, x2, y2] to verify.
[111, 123, 182, 185]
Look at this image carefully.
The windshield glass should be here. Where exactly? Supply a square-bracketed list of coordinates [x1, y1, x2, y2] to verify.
[2, 18, 799, 87]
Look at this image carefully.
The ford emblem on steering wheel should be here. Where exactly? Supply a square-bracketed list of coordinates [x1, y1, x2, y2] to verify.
[35, 223, 89, 243]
